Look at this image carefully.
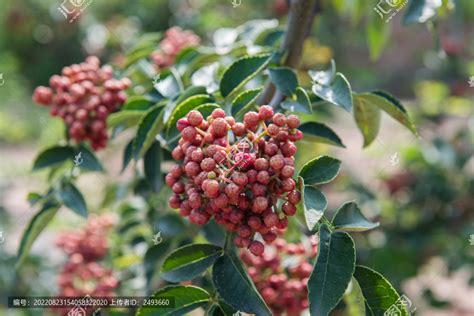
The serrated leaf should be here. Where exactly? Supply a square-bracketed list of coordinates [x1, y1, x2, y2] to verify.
[57, 182, 87, 218]
[353, 94, 382, 147]
[154, 69, 183, 99]
[144, 141, 164, 192]
[268, 67, 298, 97]
[299, 122, 345, 147]
[32, 146, 74, 171]
[213, 253, 271, 316]
[360, 91, 417, 135]
[302, 185, 327, 231]
[161, 243, 223, 282]
[312, 73, 353, 112]
[231, 88, 263, 120]
[354, 266, 408, 316]
[194, 103, 221, 118]
[191, 63, 220, 93]
[220, 54, 271, 98]
[122, 96, 154, 111]
[403, 0, 442, 24]
[76, 145, 103, 172]
[163, 86, 208, 122]
[308, 224, 356, 316]
[136, 285, 211, 316]
[133, 106, 164, 159]
[16, 201, 60, 268]
[281, 87, 312, 114]
[107, 111, 146, 129]
[332, 201, 379, 232]
[166, 95, 214, 130]
[299, 156, 341, 186]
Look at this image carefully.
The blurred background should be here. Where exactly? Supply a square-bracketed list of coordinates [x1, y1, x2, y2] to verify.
[0, 0, 473, 315]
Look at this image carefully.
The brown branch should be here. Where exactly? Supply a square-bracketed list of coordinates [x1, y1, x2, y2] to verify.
[260, 0, 320, 106]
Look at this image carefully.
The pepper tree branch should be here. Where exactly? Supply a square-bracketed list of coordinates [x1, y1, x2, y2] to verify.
[261, 0, 320, 107]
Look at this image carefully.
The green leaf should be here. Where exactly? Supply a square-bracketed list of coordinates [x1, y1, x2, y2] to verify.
[213, 253, 271, 316]
[166, 95, 214, 130]
[122, 96, 154, 111]
[133, 106, 164, 160]
[312, 73, 353, 112]
[299, 156, 341, 186]
[353, 94, 382, 147]
[281, 87, 312, 114]
[354, 266, 407, 316]
[144, 141, 164, 192]
[268, 67, 298, 97]
[403, 0, 442, 24]
[308, 224, 356, 316]
[161, 243, 223, 282]
[367, 13, 390, 61]
[308, 60, 336, 85]
[76, 145, 103, 172]
[27, 192, 43, 206]
[122, 140, 134, 172]
[57, 182, 87, 218]
[220, 54, 271, 98]
[32, 146, 74, 171]
[231, 88, 263, 119]
[154, 69, 184, 99]
[344, 278, 367, 316]
[360, 91, 417, 135]
[302, 185, 327, 231]
[299, 122, 345, 147]
[163, 86, 208, 121]
[16, 201, 60, 268]
[194, 103, 221, 118]
[332, 201, 379, 232]
[136, 285, 211, 316]
[107, 110, 145, 129]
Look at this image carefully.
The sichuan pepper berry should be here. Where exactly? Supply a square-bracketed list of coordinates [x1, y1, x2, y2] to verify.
[32, 56, 130, 150]
[166, 105, 303, 256]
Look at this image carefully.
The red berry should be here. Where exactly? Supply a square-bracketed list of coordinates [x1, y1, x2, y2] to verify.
[287, 191, 301, 204]
[258, 105, 274, 121]
[282, 202, 297, 216]
[287, 114, 300, 128]
[187, 110, 204, 127]
[249, 241, 264, 256]
[243, 111, 260, 129]
[182, 126, 197, 141]
[272, 113, 286, 126]
[211, 108, 226, 119]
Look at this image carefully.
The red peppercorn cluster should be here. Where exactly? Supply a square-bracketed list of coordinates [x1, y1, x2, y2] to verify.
[166, 106, 303, 256]
[151, 27, 201, 70]
[56, 215, 118, 302]
[32, 56, 130, 150]
[241, 238, 318, 316]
